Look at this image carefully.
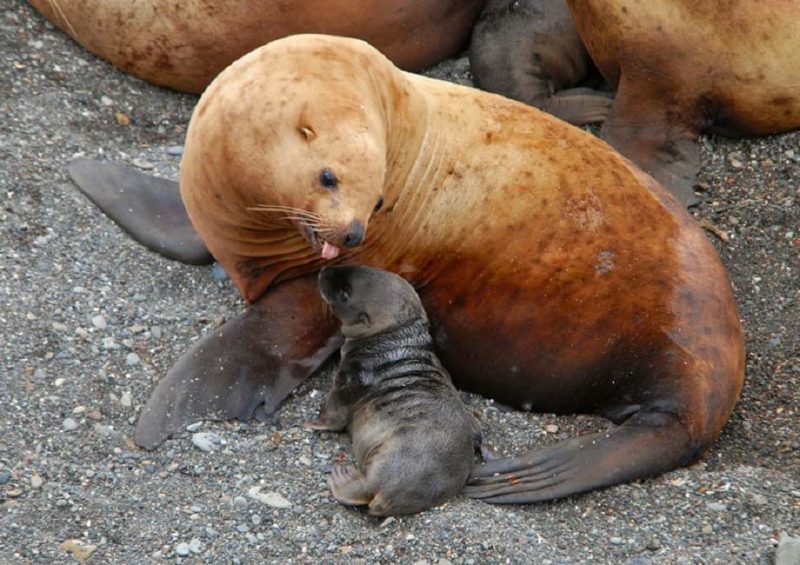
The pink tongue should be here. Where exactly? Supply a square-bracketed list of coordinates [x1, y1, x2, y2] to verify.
[321, 241, 340, 260]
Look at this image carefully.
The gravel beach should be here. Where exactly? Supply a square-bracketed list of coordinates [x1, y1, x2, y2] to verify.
[1, 1, 798, 563]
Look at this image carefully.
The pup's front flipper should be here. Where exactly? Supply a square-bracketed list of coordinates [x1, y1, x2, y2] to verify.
[133, 275, 342, 449]
[68, 159, 213, 264]
[464, 409, 695, 503]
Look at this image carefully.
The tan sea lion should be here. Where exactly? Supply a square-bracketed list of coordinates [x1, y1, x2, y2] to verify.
[28, 0, 485, 92]
[72, 34, 744, 503]
[307, 266, 479, 516]
[471, 0, 800, 206]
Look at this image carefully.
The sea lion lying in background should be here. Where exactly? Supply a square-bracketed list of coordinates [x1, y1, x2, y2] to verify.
[70, 34, 744, 504]
[28, 0, 485, 92]
[307, 266, 479, 516]
[469, 0, 800, 206]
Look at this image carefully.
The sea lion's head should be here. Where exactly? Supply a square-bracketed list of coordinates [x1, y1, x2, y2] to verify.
[318, 266, 426, 339]
[181, 35, 422, 302]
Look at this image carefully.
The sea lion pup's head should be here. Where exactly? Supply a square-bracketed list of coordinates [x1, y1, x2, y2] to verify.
[180, 34, 427, 303]
[318, 266, 425, 339]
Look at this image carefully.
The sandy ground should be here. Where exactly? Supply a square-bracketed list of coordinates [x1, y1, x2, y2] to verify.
[1, 1, 798, 563]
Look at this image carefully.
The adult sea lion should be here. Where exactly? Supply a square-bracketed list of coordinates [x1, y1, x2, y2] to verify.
[28, 0, 485, 92]
[73, 35, 744, 503]
[470, 0, 800, 207]
[308, 266, 479, 516]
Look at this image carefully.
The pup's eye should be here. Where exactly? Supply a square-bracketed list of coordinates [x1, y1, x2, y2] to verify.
[320, 169, 338, 189]
[339, 286, 350, 302]
[373, 196, 384, 213]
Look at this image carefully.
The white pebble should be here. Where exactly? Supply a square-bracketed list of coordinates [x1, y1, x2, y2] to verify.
[247, 487, 291, 509]
[91, 315, 107, 329]
[125, 353, 140, 366]
[62, 418, 78, 431]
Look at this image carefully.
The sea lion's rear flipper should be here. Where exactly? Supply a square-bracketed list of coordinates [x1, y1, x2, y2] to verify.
[464, 410, 694, 503]
[329, 465, 372, 506]
[133, 276, 342, 449]
[469, 0, 609, 126]
[600, 78, 701, 207]
[68, 159, 213, 264]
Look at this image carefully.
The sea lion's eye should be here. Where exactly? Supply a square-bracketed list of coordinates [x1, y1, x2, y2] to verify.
[339, 286, 350, 302]
[319, 169, 338, 190]
[373, 196, 384, 213]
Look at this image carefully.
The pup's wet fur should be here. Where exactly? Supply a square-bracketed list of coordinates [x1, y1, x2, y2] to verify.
[309, 266, 480, 516]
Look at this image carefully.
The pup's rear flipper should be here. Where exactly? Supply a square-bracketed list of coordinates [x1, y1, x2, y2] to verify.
[329, 465, 372, 506]
[600, 77, 701, 207]
[464, 410, 696, 503]
[68, 159, 213, 264]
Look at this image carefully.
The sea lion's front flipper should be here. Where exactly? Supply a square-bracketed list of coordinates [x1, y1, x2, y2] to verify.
[470, 0, 606, 126]
[68, 158, 213, 264]
[133, 275, 342, 449]
[464, 410, 693, 503]
[600, 79, 701, 207]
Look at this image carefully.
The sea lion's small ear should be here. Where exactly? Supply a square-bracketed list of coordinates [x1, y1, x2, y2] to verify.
[298, 125, 317, 141]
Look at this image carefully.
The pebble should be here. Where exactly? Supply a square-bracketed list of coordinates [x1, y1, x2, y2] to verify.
[247, 487, 291, 509]
[31, 474, 43, 488]
[91, 315, 107, 329]
[100, 95, 113, 106]
[93, 424, 113, 438]
[6, 489, 23, 498]
[132, 158, 154, 170]
[211, 263, 229, 281]
[186, 422, 203, 433]
[645, 538, 661, 551]
[706, 502, 727, 512]
[609, 537, 624, 545]
[151, 327, 162, 339]
[54, 377, 65, 387]
[0, 471, 11, 485]
[120, 391, 132, 407]
[776, 534, 800, 565]
[188, 538, 203, 554]
[544, 424, 559, 434]
[166, 145, 184, 156]
[101, 337, 119, 350]
[232, 496, 248, 510]
[175, 542, 190, 557]
[251, 514, 262, 526]
[59, 539, 97, 561]
[52, 322, 68, 332]
[125, 353, 140, 366]
[192, 432, 223, 452]
[144, 464, 156, 474]
[62, 417, 78, 431]
[237, 524, 250, 533]
[702, 524, 713, 535]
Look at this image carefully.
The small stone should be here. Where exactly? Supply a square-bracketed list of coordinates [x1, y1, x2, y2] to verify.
[247, 487, 291, 509]
[706, 502, 727, 512]
[0, 471, 11, 485]
[751, 493, 768, 505]
[7, 489, 23, 498]
[232, 496, 248, 510]
[167, 145, 184, 156]
[609, 537, 624, 545]
[93, 424, 113, 438]
[101, 337, 119, 350]
[151, 326, 162, 339]
[125, 353, 140, 366]
[251, 514, 262, 526]
[175, 542, 190, 557]
[701, 524, 713, 535]
[544, 424, 559, 434]
[120, 391, 132, 407]
[188, 538, 203, 554]
[298, 456, 312, 466]
[380, 517, 395, 528]
[186, 422, 203, 433]
[144, 464, 156, 474]
[59, 539, 97, 561]
[645, 538, 661, 551]
[91, 315, 107, 329]
[87, 410, 103, 421]
[100, 95, 113, 106]
[62, 418, 79, 431]
[114, 112, 130, 126]
[728, 152, 744, 168]
[192, 432, 223, 452]
[75, 328, 90, 339]
[52, 322, 68, 332]
[211, 263, 229, 281]
[132, 158, 154, 170]
[130, 324, 145, 334]
[54, 378, 65, 387]
[30, 474, 43, 488]
[776, 534, 800, 565]
[236, 524, 250, 533]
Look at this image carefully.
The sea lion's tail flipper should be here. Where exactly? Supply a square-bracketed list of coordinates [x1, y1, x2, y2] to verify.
[133, 276, 341, 449]
[464, 409, 696, 503]
[68, 158, 214, 265]
[600, 77, 701, 207]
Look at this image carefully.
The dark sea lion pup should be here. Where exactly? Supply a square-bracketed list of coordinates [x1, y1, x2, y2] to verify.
[307, 266, 479, 516]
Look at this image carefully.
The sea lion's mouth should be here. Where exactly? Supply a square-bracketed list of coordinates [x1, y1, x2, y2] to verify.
[302, 223, 341, 260]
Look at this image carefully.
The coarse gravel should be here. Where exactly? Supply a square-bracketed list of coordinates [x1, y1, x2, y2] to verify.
[1, 1, 798, 563]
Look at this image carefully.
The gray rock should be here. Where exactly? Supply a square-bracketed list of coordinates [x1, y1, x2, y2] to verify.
[776, 534, 800, 565]
[175, 542, 190, 557]
[166, 145, 184, 156]
[91, 315, 106, 329]
[211, 263, 229, 282]
[125, 353, 140, 366]
[62, 418, 78, 431]
[188, 538, 203, 554]
[0, 472, 11, 485]
[191, 432, 223, 452]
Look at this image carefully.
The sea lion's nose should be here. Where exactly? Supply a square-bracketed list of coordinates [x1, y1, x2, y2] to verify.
[343, 220, 365, 247]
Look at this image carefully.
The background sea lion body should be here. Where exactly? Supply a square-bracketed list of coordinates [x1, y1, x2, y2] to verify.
[128, 34, 745, 503]
[27, 0, 485, 92]
[308, 266, 478, 516]
[470, 0, 800, 206]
